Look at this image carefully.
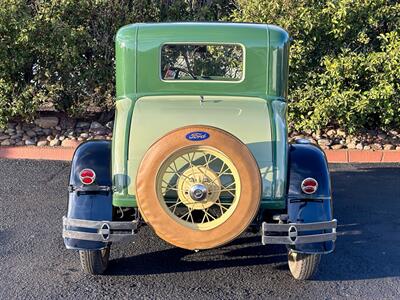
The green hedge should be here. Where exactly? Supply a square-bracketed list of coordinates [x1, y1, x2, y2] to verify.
[232, 0, 400, 133]
[1, 0, 399, 133]
[0, 0, 231, 126]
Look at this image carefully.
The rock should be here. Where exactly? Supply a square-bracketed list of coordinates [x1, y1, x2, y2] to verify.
[356, 143, 363, 150]
[26, 130, 37, 137]
[15, 141, 24, 146]
[49, 138, 60, 147]
[59, 117, 76, 130]
[363, 145, 371, 150]
[42, 128, 52, 135]
[46, 135, 54, 142]
[90, 121, 104, 130]
[65, 129, 75, 137]
[384, 144, 395, 150]
[0, 134, 9, 141]
[1, 139, 11, 146]
[346, 136, 354, 144]
[331, 144, 344, 150]
[336, 129, 346, 137]
[25, 139, 36, 146]
[317, 138, 331, 147]
[51, 129, 59, 136]
[94, 135, 105, 140]
[76, 121, 90, 129]
[15, 124, 22, 131]
[59, 135, 66, 141]
[16, 130, 24, 135]
[294, 135, 305, 140]
[90, 121, 108, 135]
[6, 128, 15, 135]
[389, 130, 398, 136]
[396, 146, 400, 151]
[7, 122, 16, 129]
[377, 133, 387, 140]
[105, 121, 114, 130]
[326, 129, 336, 137]
[34, 116, 59, 129]
[61, 139, 80, 148]
[10, 134, 21, 139]
[80, 132, 89, 139]
[55, 126, 62, 131]
[37, 140, 48, 147]
[307, 138, 317, 144]
[33, 126, 43, 133]
[371, 143, 382, 151]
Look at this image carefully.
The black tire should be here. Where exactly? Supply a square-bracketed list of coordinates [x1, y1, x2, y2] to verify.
[288, 250, 320, 280]
[79, 245, 110, 275]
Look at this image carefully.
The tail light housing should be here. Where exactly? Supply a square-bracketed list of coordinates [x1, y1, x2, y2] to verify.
[301, 177, 318, 194]
[79, 168, 96, 185]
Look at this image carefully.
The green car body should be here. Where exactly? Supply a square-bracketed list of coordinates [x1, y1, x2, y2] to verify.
[63, 22, 337, 279]
[112, 23, 290, 214]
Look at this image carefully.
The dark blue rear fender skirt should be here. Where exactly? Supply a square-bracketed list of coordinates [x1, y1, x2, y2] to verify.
[287, 143, 335, 253]
[64, 140, 112, 250]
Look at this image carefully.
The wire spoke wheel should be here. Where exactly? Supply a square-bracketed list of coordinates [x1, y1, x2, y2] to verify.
[157, 147, 241, 230]
[136, 126, 261, 250]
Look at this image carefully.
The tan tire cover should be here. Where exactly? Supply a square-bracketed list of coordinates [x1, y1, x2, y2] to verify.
[136, 125, 262, 250]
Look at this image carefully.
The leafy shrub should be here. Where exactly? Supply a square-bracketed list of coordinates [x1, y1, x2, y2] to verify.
[0, 0, 232, 126]
[232, 0, 400, 133]
[1, 0, 399, 133]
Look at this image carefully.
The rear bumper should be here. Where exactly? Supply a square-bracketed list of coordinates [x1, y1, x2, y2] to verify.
[62, 216, 138, 243]
[262, 219, 337, 245]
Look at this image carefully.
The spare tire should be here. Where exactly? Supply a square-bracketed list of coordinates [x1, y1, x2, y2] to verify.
[136, 125, 261, 250]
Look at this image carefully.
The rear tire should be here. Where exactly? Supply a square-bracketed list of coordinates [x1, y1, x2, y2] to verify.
[288, 250, 320, 280]
[79, 245, 110, 275]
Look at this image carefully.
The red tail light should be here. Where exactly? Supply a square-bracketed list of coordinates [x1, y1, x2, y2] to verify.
[79, 168, 96, 185]
[301, 178, 318, 194]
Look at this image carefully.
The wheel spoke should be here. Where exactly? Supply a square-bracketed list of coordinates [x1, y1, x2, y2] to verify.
[222, 181, 236, 189]
[204, 209, 216, 221]
[220, 188, 236, 197]
[159, 147, 239, 228]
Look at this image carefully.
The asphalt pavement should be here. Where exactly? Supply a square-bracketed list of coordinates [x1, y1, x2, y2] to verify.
[0, 159, 399, 299]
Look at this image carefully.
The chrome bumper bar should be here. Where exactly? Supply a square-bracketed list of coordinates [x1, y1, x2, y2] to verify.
[62, 216, 137, 243]
[262, 219, 337, 245]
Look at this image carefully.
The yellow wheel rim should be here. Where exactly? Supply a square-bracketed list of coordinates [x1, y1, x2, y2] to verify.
[156, 146, 241, 230]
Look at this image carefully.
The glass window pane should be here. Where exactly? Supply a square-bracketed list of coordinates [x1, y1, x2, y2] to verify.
[161, 44, 244, 81]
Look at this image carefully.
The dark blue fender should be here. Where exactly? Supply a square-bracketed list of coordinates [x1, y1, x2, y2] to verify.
[287, 142, 335, 253]
[64, 140, 113, 250]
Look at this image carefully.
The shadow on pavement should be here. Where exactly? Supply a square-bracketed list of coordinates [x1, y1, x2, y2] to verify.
[107, 235, 287, 276]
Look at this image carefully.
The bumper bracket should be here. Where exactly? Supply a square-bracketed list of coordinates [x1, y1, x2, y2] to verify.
[262, 219, 337, 245]
[62, 216, 137, 243]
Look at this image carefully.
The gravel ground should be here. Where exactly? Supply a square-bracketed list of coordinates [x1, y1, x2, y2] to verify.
[0, 160, 399, 299]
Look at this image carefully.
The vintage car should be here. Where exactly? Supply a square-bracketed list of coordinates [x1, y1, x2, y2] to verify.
[62, 23, 337, 280]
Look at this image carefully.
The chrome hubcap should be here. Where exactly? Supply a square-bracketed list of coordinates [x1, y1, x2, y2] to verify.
[189, 184, 208, 201]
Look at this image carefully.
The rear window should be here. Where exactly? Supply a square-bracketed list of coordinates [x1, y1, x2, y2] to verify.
[161, 44, 244, 81]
